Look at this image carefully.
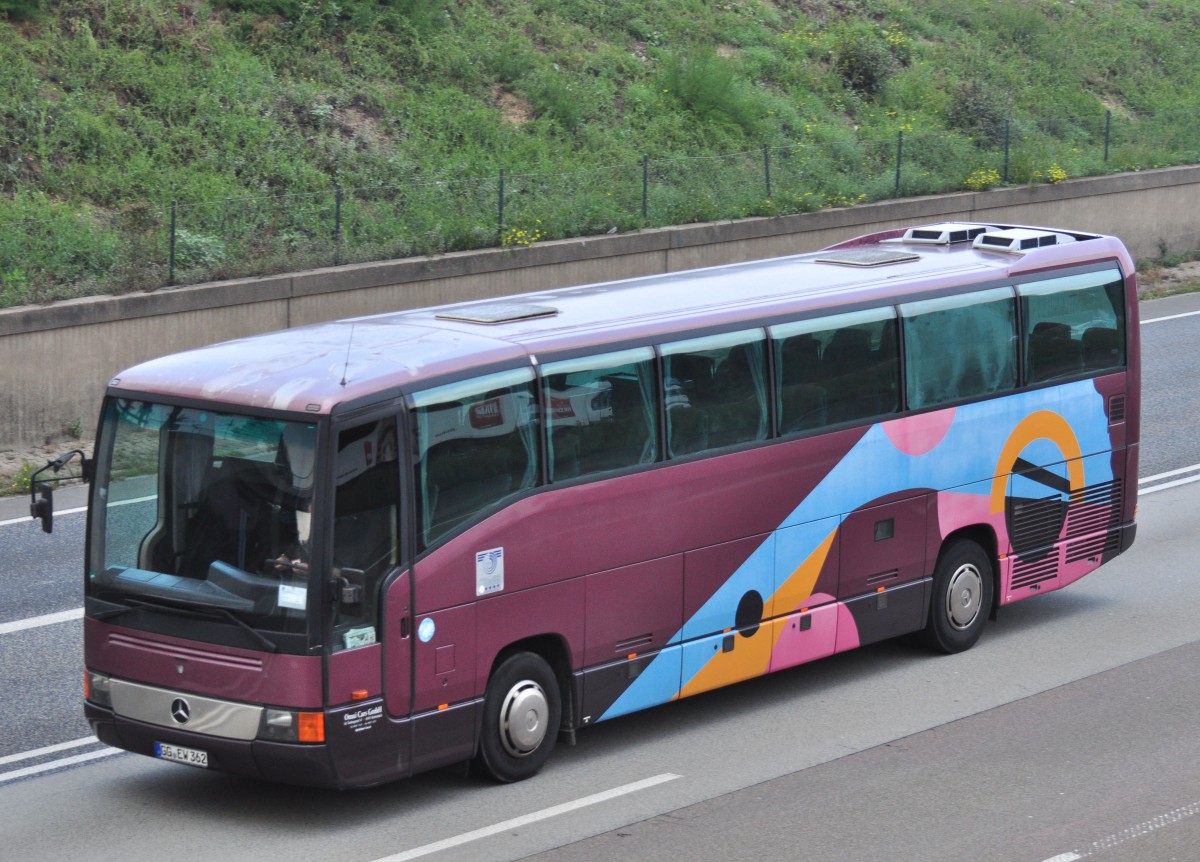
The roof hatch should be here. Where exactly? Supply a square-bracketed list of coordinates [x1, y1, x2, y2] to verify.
[814, 248, 920, 268]
[435, 302, 559, 324]
[972, 228, 1077, 254]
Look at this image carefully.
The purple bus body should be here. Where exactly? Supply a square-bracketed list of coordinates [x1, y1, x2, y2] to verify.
[84, 223, 1140, 787]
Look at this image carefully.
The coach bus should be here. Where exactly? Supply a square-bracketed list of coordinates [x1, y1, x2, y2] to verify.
[69, 221, 1138, 788]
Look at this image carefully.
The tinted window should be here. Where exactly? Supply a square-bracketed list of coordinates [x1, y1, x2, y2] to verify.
[902, 287, 1017, 409]
[542, 348, 658, 481]
[1020, 267, 1126, 382]
[661, 330, 768, 456]
[331, 417, 398, 651]
[772, 307, 899, 433]
[413, 369, 539, 547]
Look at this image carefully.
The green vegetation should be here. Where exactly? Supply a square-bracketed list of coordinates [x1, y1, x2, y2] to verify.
[3, 0, 1200, 306]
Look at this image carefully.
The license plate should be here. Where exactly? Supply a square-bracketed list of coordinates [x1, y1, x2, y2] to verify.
[155, 741, 208, 768]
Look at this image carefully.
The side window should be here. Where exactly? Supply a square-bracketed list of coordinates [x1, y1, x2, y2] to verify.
[661, 329, 768, 457]
[772, 307, 899, 434]
[1020, 267, 1126, 382]
[542, 347, 658, 482]
[902, 287, 1017, 409]
[331, 417, 399, 651]
[413, 368, 539, 548]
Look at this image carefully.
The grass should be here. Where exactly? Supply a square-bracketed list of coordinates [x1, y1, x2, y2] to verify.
[3, 0, 1200, 305]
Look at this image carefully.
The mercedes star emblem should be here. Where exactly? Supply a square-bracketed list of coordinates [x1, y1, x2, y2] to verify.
[170, 698, 191, 724]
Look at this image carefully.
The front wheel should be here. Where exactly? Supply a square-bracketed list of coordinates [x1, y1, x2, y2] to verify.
[923, 539, 994, 654]
[474, 652, 561, 783]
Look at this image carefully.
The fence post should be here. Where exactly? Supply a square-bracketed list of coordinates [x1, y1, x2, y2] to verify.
[1003, 121, 1011, 185]
[894, 131, 903, 194]
[641, 155, 649, 223]
[168, 201, 177, 286]
[763, 144, 772, 200]
[498, 169, 506, 242]
[333, 185, 343, 266]
[1104, 110, 1112, 162]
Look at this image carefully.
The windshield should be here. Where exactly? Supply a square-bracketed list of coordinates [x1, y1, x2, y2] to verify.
[88, 399, 320, 643]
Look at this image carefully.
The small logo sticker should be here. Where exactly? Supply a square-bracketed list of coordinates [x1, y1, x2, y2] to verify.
[476, 547, 504, 596]
[418, 618, 436, 643]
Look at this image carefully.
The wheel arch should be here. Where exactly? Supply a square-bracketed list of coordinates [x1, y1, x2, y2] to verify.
[484, 633, 576, 735]
[935, 524, 1001, 620]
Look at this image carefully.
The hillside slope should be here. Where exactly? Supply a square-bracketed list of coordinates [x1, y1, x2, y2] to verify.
[2, 0, 1200, 304]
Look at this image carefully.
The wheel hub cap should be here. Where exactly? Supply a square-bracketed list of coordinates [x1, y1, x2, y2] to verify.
[499, 680, 549, 758]
[946, 564, 983, 630]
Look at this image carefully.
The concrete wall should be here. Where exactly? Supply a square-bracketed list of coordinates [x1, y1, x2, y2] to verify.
[3, 165, 1198, 449]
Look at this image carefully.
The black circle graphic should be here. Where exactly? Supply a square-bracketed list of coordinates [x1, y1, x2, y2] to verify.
[735, 590, 764, 638]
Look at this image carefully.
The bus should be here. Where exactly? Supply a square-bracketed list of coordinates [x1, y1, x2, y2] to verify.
[66, 221, 1138, 788]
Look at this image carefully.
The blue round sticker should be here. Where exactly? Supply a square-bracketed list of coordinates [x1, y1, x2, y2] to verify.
[417, 618, 436, 643]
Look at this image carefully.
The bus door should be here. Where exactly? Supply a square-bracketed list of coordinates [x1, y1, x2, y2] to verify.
[323, 416, 414, 785]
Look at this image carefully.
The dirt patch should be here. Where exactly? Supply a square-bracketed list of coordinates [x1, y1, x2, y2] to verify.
[1, 439, 93, 498]
[493, 85, 534, 126]
[1138, 259, 1200, 299]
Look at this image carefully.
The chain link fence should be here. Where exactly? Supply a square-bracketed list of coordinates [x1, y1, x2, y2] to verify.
[4, 107, 1200, 308]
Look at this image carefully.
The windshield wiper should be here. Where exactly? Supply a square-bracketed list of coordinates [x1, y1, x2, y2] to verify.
[119, 598, 279, 653]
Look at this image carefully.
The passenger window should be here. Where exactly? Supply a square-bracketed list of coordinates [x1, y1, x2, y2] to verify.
[413, 369, 539, 547]
[771, 308, 899, 434]
[331, 417, 399, 650]
[1020, 267, 1126, 382]
[902, 287, 1017, 409]
[661, 329, 768, 457]
[541, 348, 658, 482]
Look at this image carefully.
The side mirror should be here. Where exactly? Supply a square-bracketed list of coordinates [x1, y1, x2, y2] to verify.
[332, 568, 365, 605]
[30, 483, 54, 534]
[28, 448, 92, 535]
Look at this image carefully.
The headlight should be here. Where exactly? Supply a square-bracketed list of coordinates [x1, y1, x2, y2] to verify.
[259, 708, 324, 743]
[86, 671, 112, 708]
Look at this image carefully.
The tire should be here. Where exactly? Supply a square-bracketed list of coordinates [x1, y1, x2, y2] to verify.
[474, 652, 561, 783]
[923, 538, 994, 654]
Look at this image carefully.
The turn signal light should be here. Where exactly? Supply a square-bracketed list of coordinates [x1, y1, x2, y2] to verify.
[297, 711, 325, 743]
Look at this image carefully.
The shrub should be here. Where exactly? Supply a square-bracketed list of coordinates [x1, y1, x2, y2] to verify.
[660, 46, 761, 135]
[174, 230, 227, 270]
[832, 23, 897, 96]
[947, 80, 1011, 147]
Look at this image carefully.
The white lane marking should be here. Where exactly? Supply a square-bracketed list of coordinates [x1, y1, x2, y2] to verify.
[0, 608, 83, 636]
[0, 747, 123, 785]
[1040, 800, 1200, 862]
[1141, 308, 1200, 324]
[1140, 474, 1200, 495]
[1139, 463, 1200, 484]
[0, 736, 98, 767]
[0, 494, 155, 529]
[1138, 462, 1200, 495]
[0, 506, 86, 528]
[373, 773, 683, 862]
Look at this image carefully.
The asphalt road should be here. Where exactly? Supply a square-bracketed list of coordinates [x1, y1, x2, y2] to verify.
[2, 292, 1199, 862]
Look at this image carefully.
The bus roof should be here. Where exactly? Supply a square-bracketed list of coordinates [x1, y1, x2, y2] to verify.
[108, 222, 1133, 416]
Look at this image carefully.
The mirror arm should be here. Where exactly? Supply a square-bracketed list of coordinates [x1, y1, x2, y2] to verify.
[28, 449, 92, 534]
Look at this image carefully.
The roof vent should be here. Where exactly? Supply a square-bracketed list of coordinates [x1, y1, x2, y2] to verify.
[814, 249, 920, 268]
[435, 302, 559, 324]
[972, 228, 1076, 254]
[899, 223, 991, 245]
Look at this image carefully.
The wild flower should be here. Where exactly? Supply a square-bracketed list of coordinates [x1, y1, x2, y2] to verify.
[501, 220, 545, 248]
[964, 167, 1002, 191]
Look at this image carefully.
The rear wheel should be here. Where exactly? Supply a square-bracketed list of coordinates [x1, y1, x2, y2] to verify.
[474, 652, 561, 783]
[923, 538, 993, 654]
